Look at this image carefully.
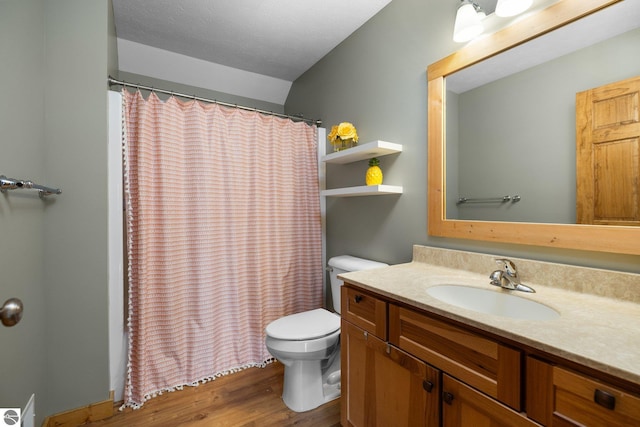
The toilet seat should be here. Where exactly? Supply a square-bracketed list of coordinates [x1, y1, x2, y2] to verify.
[266, 308, 340, 340]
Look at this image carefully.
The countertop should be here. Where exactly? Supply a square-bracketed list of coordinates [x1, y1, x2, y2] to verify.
[339, 246, 640, 385]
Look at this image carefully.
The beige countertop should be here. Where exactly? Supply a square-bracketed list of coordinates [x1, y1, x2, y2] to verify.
[339, 246, 640, 385]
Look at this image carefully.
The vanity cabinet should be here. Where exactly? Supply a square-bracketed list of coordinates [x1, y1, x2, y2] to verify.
[341, 282, 640, 427]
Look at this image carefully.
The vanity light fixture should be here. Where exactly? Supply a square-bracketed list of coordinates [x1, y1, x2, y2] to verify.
[453, 0, 485, 43]
[495, 0, 533, 17]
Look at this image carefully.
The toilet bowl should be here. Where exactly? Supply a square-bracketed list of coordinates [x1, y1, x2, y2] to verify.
[265, 255, 388, 412]
[265, 308, 341, 412]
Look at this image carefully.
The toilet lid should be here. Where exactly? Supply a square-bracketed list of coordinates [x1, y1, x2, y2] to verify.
[266, 308, 340, 340]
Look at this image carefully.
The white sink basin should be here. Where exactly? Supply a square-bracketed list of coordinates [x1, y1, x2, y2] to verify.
[427, 285, 560, 320]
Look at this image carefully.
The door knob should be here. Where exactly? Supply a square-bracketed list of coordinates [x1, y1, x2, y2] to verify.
[1, 298, 24, 327]
[443, 392, 455, 405]
[423, 380, 435, 393]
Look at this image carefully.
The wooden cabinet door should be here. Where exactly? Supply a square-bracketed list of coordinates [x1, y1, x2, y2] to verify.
[341, 319, 439, 427]
[576, 75, 640, 225]
[442, 375, 540, 427]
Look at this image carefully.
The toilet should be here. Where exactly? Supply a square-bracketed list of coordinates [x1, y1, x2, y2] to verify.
[265, 255, 388, 412]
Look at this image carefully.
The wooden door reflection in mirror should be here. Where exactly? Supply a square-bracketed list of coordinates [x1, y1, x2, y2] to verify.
[576, 75, 640, 226]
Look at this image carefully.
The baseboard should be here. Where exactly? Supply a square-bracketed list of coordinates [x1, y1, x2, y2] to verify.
[42, 391, 115, 427]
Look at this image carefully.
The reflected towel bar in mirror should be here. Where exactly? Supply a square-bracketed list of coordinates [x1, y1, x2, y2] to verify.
[0, 175, 62, 198]
[457, 195, 521, 204]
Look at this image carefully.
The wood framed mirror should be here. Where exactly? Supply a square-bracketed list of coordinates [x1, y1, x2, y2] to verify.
[427, 0, 640, 255]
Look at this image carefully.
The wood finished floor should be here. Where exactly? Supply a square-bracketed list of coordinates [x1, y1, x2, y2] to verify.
[82, 362, 341, 427]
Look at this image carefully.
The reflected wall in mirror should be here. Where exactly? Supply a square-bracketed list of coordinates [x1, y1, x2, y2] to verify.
[427, 0, 640, 255]
[445, 1, 640, 223]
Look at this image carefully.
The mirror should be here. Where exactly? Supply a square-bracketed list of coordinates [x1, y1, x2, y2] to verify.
[427, 0, 640, 255]
[446, 0, 640, 224]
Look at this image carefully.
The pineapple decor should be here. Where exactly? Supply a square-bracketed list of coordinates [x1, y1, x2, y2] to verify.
[365, 158, 383, 186]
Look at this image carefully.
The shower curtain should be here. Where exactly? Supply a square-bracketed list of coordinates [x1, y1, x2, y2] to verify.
[122, 90, 323, 408]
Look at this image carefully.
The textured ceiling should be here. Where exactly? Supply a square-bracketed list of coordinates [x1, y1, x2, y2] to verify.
[112, 0, 392, 82]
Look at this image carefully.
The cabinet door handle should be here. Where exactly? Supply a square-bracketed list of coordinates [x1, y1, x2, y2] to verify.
[594, 389, 616, 410]
[443, 392, 455, 405]
[423, 380, 434, 393]
[354, 295, 363, 303]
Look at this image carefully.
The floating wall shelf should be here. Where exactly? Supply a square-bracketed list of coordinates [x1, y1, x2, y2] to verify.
[322, 140, 402, 164]
[322, 140, 403, 197]
[321, 185, 403, 198]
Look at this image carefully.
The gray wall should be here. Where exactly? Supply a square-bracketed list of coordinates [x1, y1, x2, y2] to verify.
[287, 0, 456, 265]
[0, 0, 48, 417]
[286, 0, 640, 273]
[1, 0, 112, 423]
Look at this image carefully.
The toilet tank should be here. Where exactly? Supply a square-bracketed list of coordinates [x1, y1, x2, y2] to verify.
[327, 255, 388, 314]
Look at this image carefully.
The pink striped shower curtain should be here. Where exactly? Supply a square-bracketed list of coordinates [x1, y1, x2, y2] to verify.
[122, 90, 323, 408]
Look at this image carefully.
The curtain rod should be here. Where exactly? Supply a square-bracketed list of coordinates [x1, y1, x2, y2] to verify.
[107, 76, 321, 126]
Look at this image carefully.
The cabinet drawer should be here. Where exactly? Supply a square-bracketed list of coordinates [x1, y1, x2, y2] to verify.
[389, 304, 521, 410]
[341, 285, 387, 339]
[552, 366, 640, 426]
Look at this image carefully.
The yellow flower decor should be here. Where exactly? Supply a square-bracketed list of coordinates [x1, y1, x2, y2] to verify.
[328, 122, 359, 151]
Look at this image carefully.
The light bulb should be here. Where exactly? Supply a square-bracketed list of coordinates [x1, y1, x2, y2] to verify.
[453, 1, 484, 43]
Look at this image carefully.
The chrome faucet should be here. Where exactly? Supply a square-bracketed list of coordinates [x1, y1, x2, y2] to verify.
[489, 258, 535, 293]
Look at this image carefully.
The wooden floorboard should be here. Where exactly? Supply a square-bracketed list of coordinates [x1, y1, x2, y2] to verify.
[81, 362, 341, 427]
